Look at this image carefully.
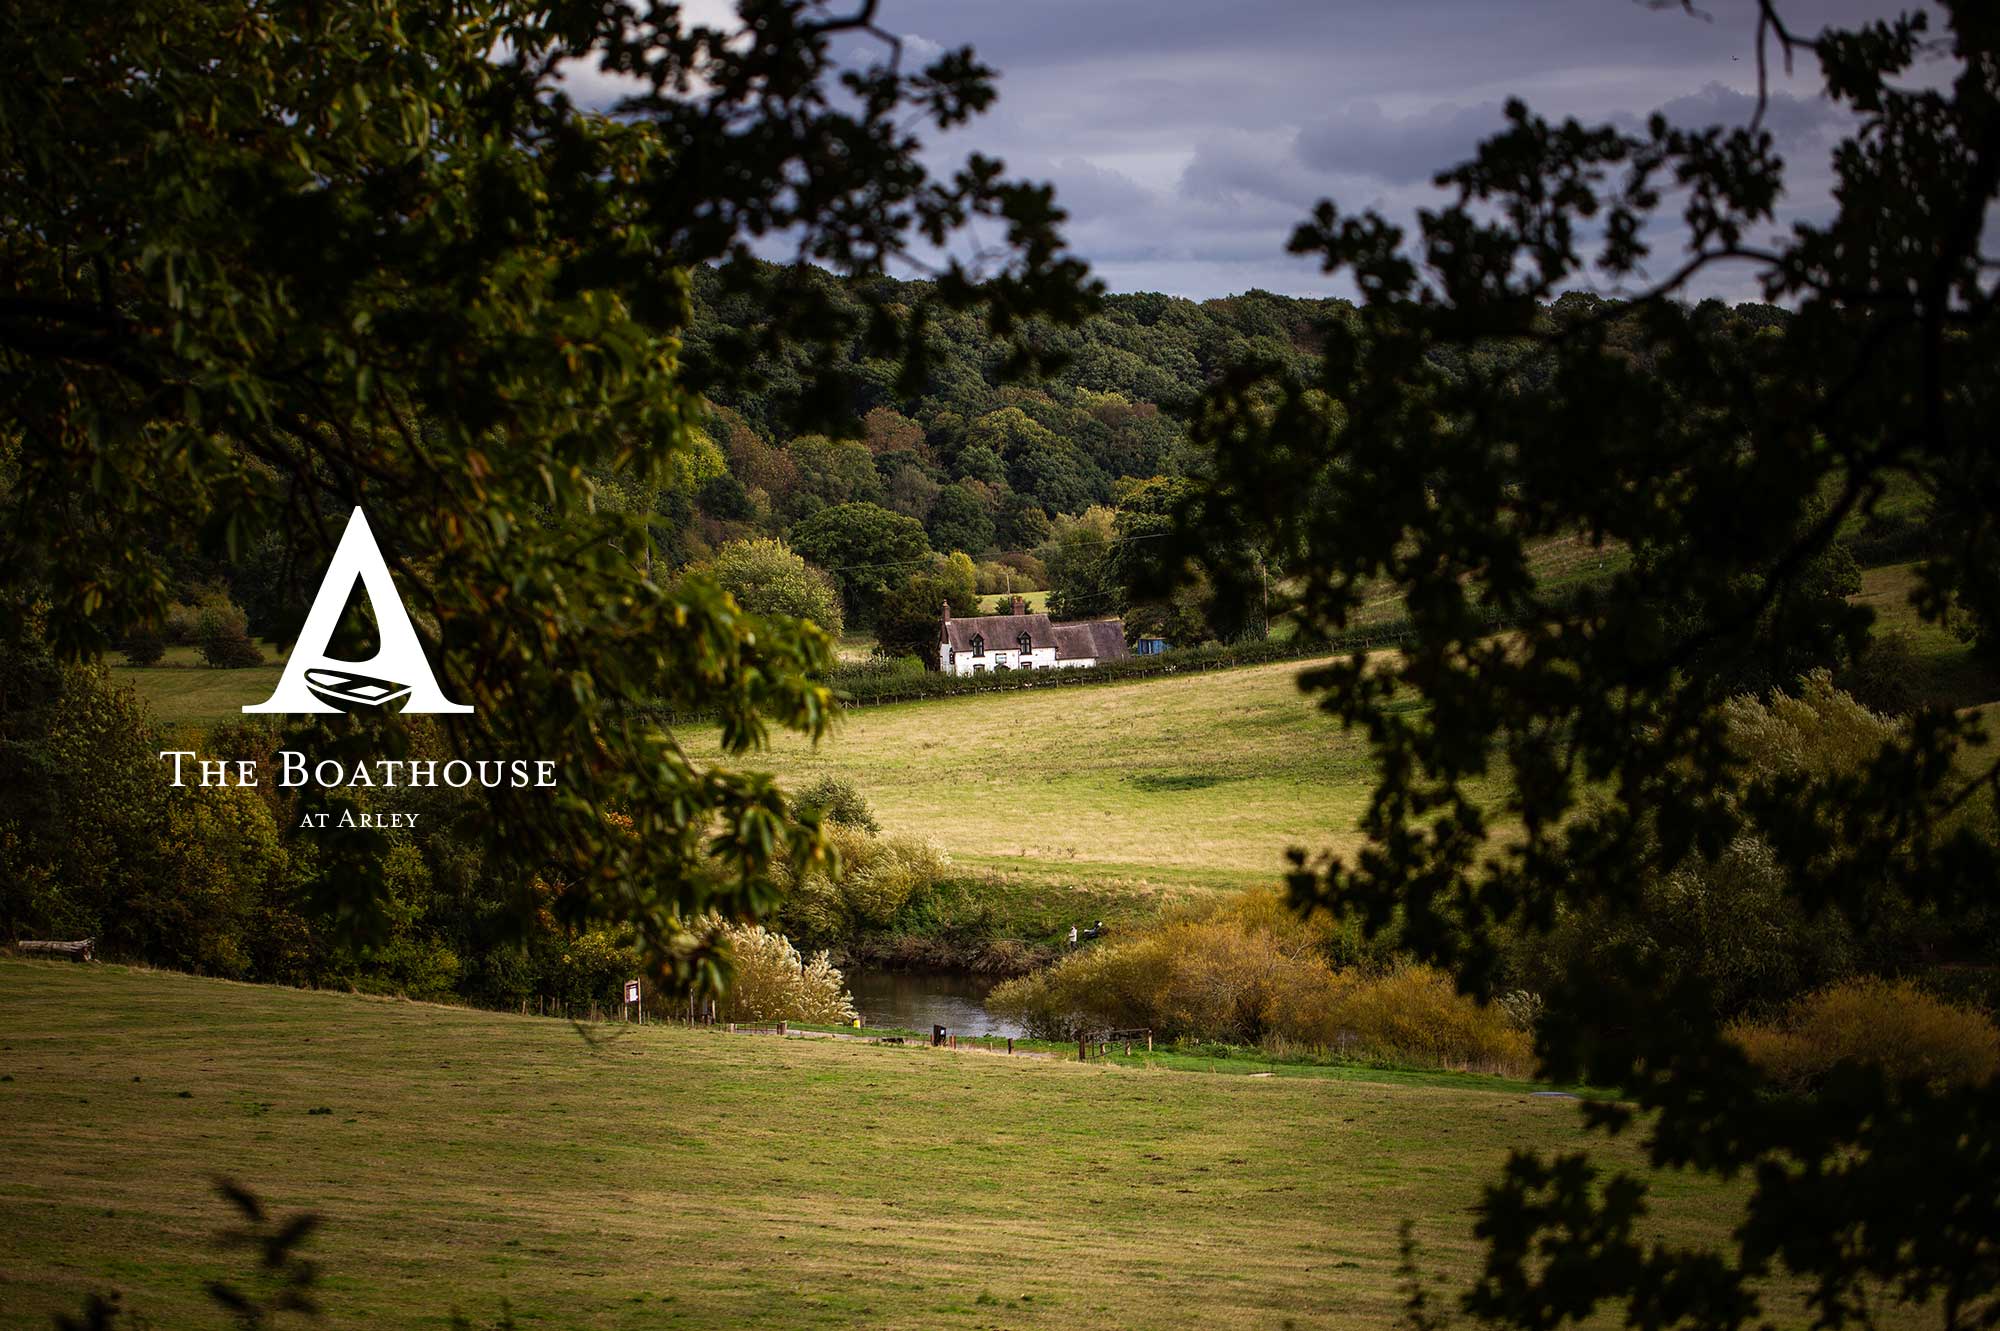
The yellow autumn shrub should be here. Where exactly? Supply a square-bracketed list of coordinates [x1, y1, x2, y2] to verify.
[1729, 977, 2000, 1092]
[986, 890, 1534, 1075]
[1318, 965, 1533, 1074]
[715, 923, 857, 1025]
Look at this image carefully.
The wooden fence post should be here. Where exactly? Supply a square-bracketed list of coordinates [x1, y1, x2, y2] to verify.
[1007, 1037, 1014, 1055]
[1078, 1037, 1086, 1062]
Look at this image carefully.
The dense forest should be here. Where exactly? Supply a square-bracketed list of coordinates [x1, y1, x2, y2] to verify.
[112, 267, 1872, 664]
[4, 263, 1981, 1020]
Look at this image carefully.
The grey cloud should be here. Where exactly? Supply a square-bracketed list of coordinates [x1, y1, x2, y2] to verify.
[1035, 156, 1158, 221]
[1294, 101, 1513, 185]
[863, 1, 1919, 298]
[1655, 82, 1848, 140]
[1179, 133, 1317, 208]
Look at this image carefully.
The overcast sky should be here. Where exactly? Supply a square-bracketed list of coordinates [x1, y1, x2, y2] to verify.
[587, 1, 1931, 302]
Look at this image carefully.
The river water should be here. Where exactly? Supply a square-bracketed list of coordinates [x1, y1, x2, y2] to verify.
[843, 967, 1025, 1040]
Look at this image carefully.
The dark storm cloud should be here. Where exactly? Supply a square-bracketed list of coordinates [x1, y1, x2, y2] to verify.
[859, 0, 1916, 300]
[565, 2, 1923, 299]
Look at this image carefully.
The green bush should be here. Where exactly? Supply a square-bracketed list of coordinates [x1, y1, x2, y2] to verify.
[164, 585, 247, 646]
[355, 938, 463, 1003]
[792, 774, 878, 832]
[542, 931, 640, 1012]
[194, 594, 265, 668]
[774, 823, 952, 949]
[163, 598, 203, 645]
[1833, 627, 1923, 715]
[0, 663, 294, 977]
[1729, 977, 2000, 1093]
[198, 627, 266, 668]
[686, 537, 844, 638]
[1513, 831, 1861, 1024]
[1722, 668, 1900, 778]
[122, 632, 166, 666]
[1509, 674, 1926, 1022]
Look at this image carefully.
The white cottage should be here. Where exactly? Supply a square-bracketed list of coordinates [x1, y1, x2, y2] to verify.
[938, 597, 1129, 676]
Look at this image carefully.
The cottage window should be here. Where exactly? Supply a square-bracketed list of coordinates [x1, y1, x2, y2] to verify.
[1018, 632, 1033, 654]
[970, 634, 985, 655]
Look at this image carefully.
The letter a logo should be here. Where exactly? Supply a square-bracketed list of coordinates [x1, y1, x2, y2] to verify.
[244, 508, 473, 714]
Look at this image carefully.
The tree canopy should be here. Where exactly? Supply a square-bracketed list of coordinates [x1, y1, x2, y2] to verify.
[0, 0, 1092, 986]
[1169, 3, 2000, 1324]
[686, 538, 844, 640]
[787, 501, 933, 627]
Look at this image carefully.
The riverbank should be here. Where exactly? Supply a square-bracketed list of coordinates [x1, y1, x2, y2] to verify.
[822, 868, 1206, 976]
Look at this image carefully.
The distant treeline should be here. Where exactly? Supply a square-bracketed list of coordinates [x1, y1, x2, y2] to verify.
[129, 274, 1873, 679]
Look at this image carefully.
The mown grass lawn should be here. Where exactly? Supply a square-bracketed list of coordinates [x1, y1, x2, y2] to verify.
[106, 643, 289, 729]
[0, 960, 1781, 1331]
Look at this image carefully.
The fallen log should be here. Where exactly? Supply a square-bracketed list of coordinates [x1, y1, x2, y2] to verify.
[15, 938, 94, 962]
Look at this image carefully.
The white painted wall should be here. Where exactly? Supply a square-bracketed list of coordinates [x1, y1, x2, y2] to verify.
[941, 644, 1070, 676]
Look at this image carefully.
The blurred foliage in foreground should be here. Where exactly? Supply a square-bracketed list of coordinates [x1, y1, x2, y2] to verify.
[0, 0, 1094, 989]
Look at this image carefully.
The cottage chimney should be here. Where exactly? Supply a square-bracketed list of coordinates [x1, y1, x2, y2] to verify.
[941, 598, 952, 623]
[1011, 594, 1026, 616]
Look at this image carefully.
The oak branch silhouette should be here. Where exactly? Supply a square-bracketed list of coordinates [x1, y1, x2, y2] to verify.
[1167, 3, 2000, 1326]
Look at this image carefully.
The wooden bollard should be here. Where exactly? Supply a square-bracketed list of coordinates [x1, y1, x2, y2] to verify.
[777, 1021, 788, 1036]
[1146, 1032, 1153, 1052]
[1124, 1042, 1131, 1055]
[1078, 1037, 1087, 1062]
[1007, 1038, 1014, 1055]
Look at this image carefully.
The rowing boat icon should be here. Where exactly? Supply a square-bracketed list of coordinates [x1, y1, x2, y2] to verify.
[303, 668, 412, 711]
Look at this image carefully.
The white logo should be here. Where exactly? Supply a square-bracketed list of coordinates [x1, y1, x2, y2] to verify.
[244, 507, 473, 715]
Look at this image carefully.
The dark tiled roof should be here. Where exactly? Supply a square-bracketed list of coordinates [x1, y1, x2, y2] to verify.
[1052, 619, 1129, 661]
[942, 611, 1129, 661]
[943, 613, 1055, 652]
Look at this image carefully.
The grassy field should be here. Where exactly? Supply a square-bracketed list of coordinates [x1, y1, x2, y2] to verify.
[101, 560, 1996, 903]
[0, 960, 1776, 1331]
[108, 643, 288, 728]
[696, 657, 1382, 893]
[836, 631, 879, 662]
[978, 590, 1049, 614]
[1853, 562, 2000, 711]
